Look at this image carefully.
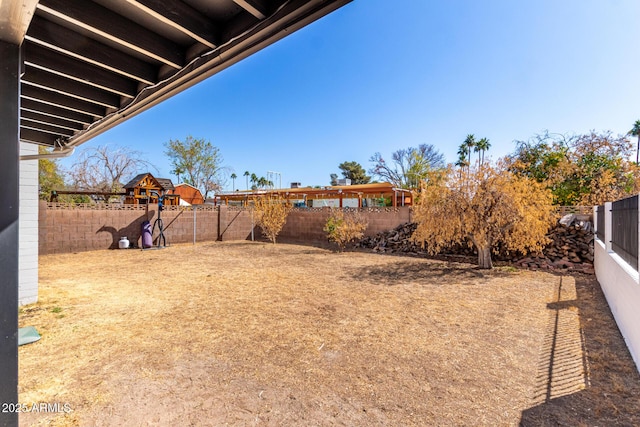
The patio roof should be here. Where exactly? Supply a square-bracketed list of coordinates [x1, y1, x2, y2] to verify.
[7, 0, 352, 151]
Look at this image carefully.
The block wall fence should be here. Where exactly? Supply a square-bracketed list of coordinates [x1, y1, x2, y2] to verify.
[38, 202, 411, 254]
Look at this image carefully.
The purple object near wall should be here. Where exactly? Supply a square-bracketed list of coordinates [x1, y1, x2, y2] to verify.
[141, 220, 152, 248]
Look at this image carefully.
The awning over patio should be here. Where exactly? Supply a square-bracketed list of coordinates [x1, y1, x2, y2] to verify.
[11, 0, 352, 152]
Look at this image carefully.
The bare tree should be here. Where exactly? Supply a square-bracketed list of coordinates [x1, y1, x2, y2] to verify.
[68, 145, 156, 201]
[369, 144, 445, 188]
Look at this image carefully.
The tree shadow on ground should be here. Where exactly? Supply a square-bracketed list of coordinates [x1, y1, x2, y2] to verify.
[344, 259, 519, 286]
[519, 274, 640, 426]
[97, 211, 153, 249]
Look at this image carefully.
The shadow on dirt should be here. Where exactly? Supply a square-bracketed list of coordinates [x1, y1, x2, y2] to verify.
[344, 259, 520, 286]
[519, 274, 640, 426]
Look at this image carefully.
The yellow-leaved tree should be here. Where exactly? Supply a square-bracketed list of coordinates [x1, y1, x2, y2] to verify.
[252, 196, 292, 244]
[412, 163, 555, 269]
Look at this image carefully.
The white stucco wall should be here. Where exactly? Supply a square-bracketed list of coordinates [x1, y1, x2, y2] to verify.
[594, 239, 640, 373]
[19, 142, 38, 305]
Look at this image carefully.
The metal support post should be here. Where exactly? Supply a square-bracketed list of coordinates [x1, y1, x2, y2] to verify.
[604, 201, 613, 253]
[0, 38, 21, 427]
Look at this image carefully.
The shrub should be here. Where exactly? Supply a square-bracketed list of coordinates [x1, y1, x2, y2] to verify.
[324, 209, 368, 251]
[252, 196, 292, 244]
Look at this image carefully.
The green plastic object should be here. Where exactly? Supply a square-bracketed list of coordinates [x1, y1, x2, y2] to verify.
[18, 326, 41, 346]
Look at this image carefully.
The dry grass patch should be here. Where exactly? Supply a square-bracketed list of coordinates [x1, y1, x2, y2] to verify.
[18, 241, 640, 426]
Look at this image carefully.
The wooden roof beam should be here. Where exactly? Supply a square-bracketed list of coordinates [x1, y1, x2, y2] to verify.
[0, 0, 38, 44]
[21, 98, 94, 125]
[20, 127, 62, 146]
[21, 118, 75, 137]
[21, 110, 85, 132]
[36, 0, 184, 69]
[22, 66, 121, 109]
[24, 42, 138, 99]
[21, 85, 106, 117]
[123, 0, 219, 49]
[233, 0, 267, 20]
[25, 15, 157, 85]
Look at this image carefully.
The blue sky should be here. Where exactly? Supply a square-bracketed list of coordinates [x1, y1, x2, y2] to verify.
[60, 0, 640, 190]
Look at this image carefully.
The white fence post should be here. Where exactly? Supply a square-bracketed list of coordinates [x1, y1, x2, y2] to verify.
[605, 201, 613, 253]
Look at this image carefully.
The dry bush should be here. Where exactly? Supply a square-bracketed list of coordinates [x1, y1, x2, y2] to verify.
[252, 196, 292, 243]
[324, 209, 368, 250]
[412, 163, 555, 269]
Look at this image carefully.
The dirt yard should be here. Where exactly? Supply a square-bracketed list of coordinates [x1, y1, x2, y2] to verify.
[18, 241, 640, 426]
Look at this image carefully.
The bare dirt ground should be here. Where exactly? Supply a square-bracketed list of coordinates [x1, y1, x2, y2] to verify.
[18, 241, 640, 426]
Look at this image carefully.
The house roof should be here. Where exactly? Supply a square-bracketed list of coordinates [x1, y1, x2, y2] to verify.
[123, 173, 154, 189]
[175, 182, 201, 191]
[156, 178, 175, 191]
[123, 172, 173, 190]
[8, 0, 352, 151]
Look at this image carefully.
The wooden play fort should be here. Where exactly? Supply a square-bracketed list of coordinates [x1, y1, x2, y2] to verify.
[123, 173, 180, 206]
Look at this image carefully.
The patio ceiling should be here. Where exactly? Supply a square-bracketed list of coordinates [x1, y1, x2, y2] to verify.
[12, 0, 351, 150]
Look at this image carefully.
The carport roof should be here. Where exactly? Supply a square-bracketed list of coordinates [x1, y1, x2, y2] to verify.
[4, 0, 352, 151]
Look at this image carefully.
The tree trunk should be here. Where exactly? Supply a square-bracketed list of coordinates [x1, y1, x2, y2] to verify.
[477, 246, 493, 269]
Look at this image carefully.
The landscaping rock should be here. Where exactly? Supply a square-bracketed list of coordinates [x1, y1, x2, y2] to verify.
[357, 218, 595, 273]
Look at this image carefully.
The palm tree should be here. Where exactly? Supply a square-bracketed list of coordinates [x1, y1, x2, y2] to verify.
[476, 137, 491, 165]
[455, 152, 469, 179]
[630, 120, 640, 164]
[243, 171, 250, 190]
[457, 144, 469, 167]
[464, 134, 476, 166]
[250, 173, 258, 190]
[230, 173, 237, 191]
[172, 166, 185, 183]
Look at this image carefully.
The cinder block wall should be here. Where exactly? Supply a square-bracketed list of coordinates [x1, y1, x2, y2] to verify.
[275, 207, 411, 244]
[39, 202, 219, 254]
[218, 206, 257, 241]
[39, 204, 412, 253]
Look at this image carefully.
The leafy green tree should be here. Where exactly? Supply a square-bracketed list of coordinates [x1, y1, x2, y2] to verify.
[506, 130, 639, 205]
[336, 161, 370, 185]
[330, 173, 339, 186]
[369, 144, 445, 188]
[38, 146, 66, 200]
[164, 136, 225, 198]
